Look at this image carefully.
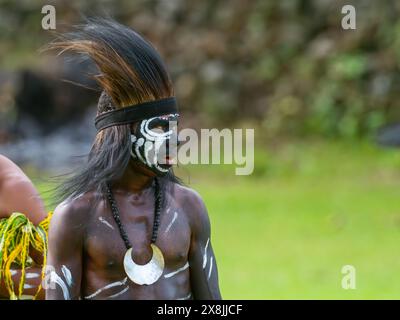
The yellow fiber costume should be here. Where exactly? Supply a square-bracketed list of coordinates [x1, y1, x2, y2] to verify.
[0, 212, 52, 300]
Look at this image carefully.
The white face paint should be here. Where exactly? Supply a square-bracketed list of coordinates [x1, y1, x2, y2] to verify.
[26, 273, 39, 279]
[165, 211, 178, 234]
[202, 238, 210, 269]
[98, 216, 115, 230]
[24, 283, 35, 289]
[50, 271, 70, 300]
[130, 114, 179, 175]
[164, 262, 189, 279]
[84, 278, 128, 300]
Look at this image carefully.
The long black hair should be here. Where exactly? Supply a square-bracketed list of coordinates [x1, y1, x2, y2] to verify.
[50, 18, 181, 206]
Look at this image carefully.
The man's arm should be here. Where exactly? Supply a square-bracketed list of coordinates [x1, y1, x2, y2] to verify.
[0, 157, 48, 298]
[0, 155, 47, 224]
[0, 175, 47, 224]
[186, 189, 222, 300]
[45, 200, 86, 300]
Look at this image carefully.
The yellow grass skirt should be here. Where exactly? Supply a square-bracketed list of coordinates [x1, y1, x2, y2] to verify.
[0, 212, 52, 300]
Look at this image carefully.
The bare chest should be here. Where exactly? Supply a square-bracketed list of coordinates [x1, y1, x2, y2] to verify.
[84, 202, 191, 276]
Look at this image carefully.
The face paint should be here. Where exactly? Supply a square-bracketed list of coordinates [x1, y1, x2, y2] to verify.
[130, 113, 179, 176]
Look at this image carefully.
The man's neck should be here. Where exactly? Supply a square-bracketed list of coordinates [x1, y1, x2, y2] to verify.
[113, 162, 155, 194]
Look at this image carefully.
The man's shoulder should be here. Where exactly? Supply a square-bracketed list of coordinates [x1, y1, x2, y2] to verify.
[172, 183, 210, 229]
[0, 159, 46, 222]
[173, 184, 205, 209]
[0, 155, 18, 173]
[52, 191, 101, 227]
[0, 159, 32, 193]
[48, 192, 100, 248]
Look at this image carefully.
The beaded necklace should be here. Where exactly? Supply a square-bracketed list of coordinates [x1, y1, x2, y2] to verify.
[106, 178, 164, 285]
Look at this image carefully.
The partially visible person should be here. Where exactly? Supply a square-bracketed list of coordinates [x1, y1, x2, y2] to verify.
[0, 155, 49, 299]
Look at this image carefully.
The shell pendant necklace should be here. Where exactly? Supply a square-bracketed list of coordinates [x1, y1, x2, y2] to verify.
[106, 178, 164, 285]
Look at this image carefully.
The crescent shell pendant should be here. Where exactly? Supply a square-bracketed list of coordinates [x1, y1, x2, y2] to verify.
[123, 244, 165, 285]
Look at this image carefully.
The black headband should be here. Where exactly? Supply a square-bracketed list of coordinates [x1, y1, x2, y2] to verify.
[94, 97, 178, 131]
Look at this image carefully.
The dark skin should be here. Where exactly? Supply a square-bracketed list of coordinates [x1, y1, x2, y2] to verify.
[46, 139, 221, 300]
[0, 155, 47, 299]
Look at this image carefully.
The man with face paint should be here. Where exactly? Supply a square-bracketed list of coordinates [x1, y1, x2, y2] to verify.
[46, 19, 221, 300]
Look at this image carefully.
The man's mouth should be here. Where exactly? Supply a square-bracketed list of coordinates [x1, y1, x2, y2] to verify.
[158, 155, 176, 167]
[164, 156, 174, 165]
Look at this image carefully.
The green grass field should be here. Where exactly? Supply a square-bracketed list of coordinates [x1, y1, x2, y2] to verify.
[35, 140, 400, 299]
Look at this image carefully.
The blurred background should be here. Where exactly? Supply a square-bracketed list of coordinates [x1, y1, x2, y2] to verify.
[1, 0, 400, 299]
